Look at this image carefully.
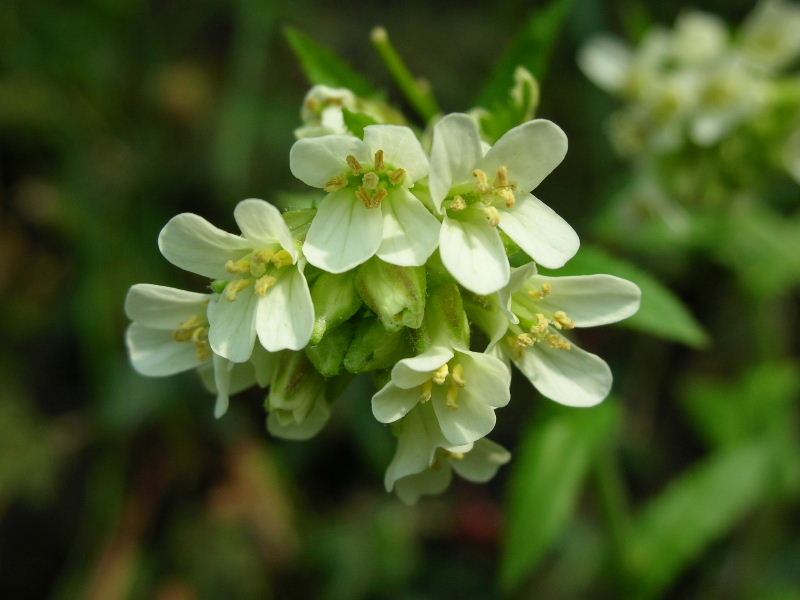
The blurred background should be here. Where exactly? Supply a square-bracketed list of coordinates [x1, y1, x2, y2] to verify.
[1, 0, 798, 598]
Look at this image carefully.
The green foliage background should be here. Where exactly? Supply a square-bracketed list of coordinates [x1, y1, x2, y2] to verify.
[1, 0, 798, 598]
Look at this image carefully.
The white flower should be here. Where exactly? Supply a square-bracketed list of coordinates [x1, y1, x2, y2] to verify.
[371, 345, 511, 446]
[124, 283, 272, 417]
[492, 264, 640, 407]
[158, 199, 314, 363]
[740, 0, 800, 73]
[294, 85, 357, 139]
[428, 113, 579, 295]
[289, 125, 440, 273]
[384, 402, 510, 504]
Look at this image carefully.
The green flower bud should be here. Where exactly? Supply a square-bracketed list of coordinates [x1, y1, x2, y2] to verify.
[305, 322, 354, 378]
[355, 258, 426, 331]
[310, 271, 361, 344]
[423, 283, 470, 349]
[344, 318, 409, 373]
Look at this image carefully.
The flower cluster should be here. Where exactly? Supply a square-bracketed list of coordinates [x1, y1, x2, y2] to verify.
[125, 85, 641, 503]
[579, 0, 800, 211]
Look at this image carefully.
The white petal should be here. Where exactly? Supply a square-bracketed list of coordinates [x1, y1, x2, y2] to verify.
[530, 274, 641, 327]
[395, 466, 452, 505]
[233, 199, 297, 261]
[267, 397, 330, 440]
[289, 135, 368, 188]
[440, 216, 510, 295]
[477, 119, 567, 193]
[363, 125, 428, 183]
[126, 323, 204, 376]
[303, 190, 383, 273]
[250, 343, 276, 387]
[125, 284, 209, 330]
[499, 194, 579, 269]
[376, 189, 440, 266]
[577, 35, 633, 93]
[428, 113, 483, 210]
[207, 287, 258, 363]
[433, 391, 497, 446]
[515, 338, 612, 407]
[391, 346, 454, 389]
[457, 349, 512, 408]
[372, 382, 422, 423]
[212, 353, 234, 418]
[498, 263, 538, 324]
[256, 269, 314, 351]
[384, 404, 444, 491]
[158, 213, 250, 280]
[450, 438, 511, 483]
[198, 359, 255, 396]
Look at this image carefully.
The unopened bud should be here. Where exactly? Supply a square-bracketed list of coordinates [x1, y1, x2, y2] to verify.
[310, 271, 362, 344]
[355, 258, 426, 331]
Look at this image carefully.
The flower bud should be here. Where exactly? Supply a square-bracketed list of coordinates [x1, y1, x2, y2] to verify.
[423, 284, 470, 350]
[266, 351, 330, 440]
[355, 258, 426, 331]
[344, 318, 409, 373]
[305, 322, 354, 378]
[310, 271, 362, 344]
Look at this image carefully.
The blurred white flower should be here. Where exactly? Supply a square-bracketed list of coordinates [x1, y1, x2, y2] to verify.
[290, 125, 440, 272]
[740, 0, 800, 73]
[428, 113, 579, 295]
[294, 85, 357, 139]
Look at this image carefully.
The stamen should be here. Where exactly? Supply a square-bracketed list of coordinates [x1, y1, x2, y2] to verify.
[374, 149, 385, 171]
[191, 326, 208, 343]
[473, 169, 491, 193]
[249, 262, 266, 278]
[516, 333, 535, 347]
[531, 313, 549, 335]
[172, 329, 192, 342]
[252, 249, 274, 263]
[346, 154, 364, 174]
[255, 275, 278, 296]
[449, 195, 466, 211]
[483, 206, 500, 226]
[195, 341, 212, 362]
[225, 278, 251, 301]
[305, 97, 321, 112]
[373, 188, 388, 204]
[553, 311, 575, 330]
[388, 169, 406, 185]
[546, 334, 571, 350]
[446, 385, 460, 410]
[451, 363, 465, 387]
[497, 187, 516, 208]
[225, 259, 251, 274]
[494, 166, 509, 188]
[271, 249, 294, 267]
[362, 172, 379, 190]
[420, 380, 432, 403]
[324, 174, 348, 193]
[448, 451, 465, 460]
[432, 363, 449, 385]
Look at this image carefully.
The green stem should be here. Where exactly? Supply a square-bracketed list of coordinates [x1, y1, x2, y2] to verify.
[370, 26, 441, 122]
[593, 444, 632, 576]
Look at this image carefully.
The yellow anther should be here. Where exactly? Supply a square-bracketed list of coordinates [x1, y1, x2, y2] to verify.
[446, 384, 460, 410]
[225, 259, 251, 274]
[346, 154, 364, 174]
[373, 188, 388, 204]
[449, 195, 466, 211]
[252, 249, 274, 263]
[172, 329, 192, 342]
[362, 171, 380, 190]
[420, 380, 433, 403]
[432, 363, 449, 385]
[494, 166, 509, 188]
[542, 283, 553, 296]
[553, 311, 575, 330]
[249, 262, 266, 278]
[483, 206, 500, 227]
[225, 278, 251, 301]
[254, 275, 278, 296]
[531, 313, 550, 335]
[388, 169, 406, 185]
[497, 187, 516, 208]
[305, 97, 321, 112]
[374, 149, 385, 171]
[356, 187, 382, 209]
[191, 326, 208, 343]
[270, 249, 294, 267]
[516, 333, 535, 347]
[473, 169, 491, 193]
[448, 451, 465, 460]
[177, 315, 202, 331]
[546, 334, 571, 350]
[324, 173, 349, 193]
[451, 363, 466, 387]
[195, 341, 212, 362]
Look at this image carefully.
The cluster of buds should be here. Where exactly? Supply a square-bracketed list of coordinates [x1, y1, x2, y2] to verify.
[125, 84, 641, 503]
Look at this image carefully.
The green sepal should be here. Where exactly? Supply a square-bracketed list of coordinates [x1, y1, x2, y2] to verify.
[310, 271, 362, 344]
[305, 322, 355, 378]
[355, 258, 426, 331]
[424, 283, 470, 349]
[344, 318, 409, 373]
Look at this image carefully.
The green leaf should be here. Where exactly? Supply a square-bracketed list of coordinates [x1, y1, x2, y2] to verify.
[342, 108, 379, 138]
[475, 0, 572, 109]
[539, 244, 709, 348]
[624, 439, 780, 599]
[284, 27, 376, 97]
[500, 401, 618, 591]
